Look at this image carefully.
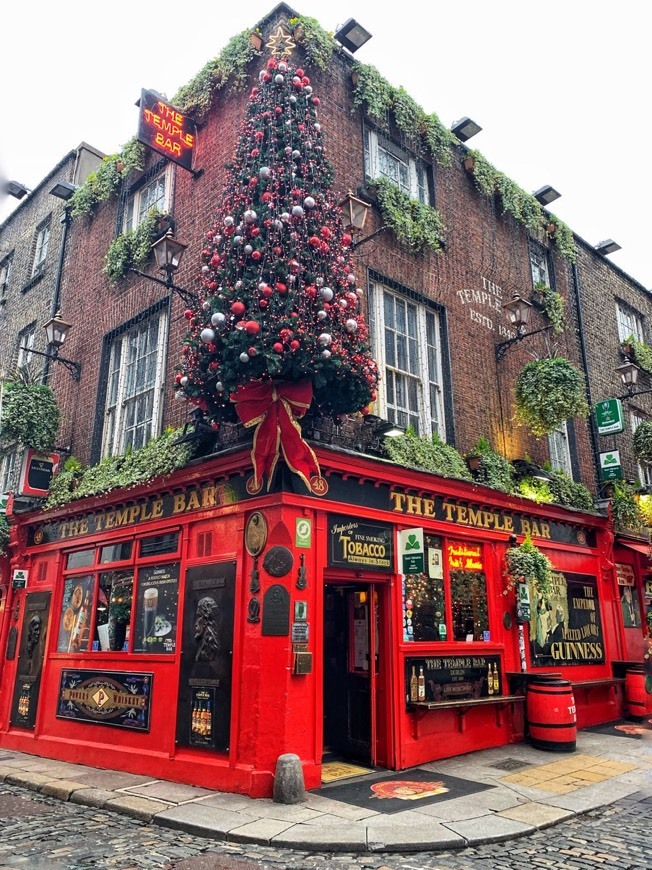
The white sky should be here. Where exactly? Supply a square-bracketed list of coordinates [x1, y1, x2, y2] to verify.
[1, 1, 648, 289]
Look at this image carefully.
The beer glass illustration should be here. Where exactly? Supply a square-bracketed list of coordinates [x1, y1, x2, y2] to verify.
[142, 588, 158, 640]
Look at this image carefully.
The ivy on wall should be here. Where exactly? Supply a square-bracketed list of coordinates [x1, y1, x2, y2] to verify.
[69, 139, 145, 218]
[0, 382, 60, 453]
[104, 210, 167, 283]
[374, 178, 445, 253]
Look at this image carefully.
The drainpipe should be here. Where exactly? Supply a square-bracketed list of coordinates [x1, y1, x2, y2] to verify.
[42, 205, 72, 383]
[570, 260, 602, 493]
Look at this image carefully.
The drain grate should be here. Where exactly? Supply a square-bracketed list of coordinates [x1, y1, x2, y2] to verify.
[490, 758, 532, 771]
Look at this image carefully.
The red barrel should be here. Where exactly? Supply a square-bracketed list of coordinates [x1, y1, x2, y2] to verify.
[625, 666, 652, 720]
[526, 678, 577, 752]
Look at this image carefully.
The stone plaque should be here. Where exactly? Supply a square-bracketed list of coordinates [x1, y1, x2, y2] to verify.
[6, 626, 18, 660]
[262, 584, 290, 636]
[245, 511, 268, 557]
[263, 545, 294, 577]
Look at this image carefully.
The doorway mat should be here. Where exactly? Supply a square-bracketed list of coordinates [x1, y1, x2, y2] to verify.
[581, 719, 652, 739]
[321, 761, 376, 783]
[312, 767, 494, 814]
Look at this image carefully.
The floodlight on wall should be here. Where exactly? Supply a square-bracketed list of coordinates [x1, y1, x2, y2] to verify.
[495, 293, 551, 360]
[49, 181, 78, 201]
[6, 181, 30, 199]
[451, 117, 482, 142]
[375, 420, 405, 438]
[333, 18, 372, 53]
[595, 239, 621, 255]
[533, 185, 561, 205]
[512, 459, 554, 482]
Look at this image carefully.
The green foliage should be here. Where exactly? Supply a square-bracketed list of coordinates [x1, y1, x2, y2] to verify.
[470, 436, 515, 493]
[104, 210, 164, 282]
[494, 173, 546, 235]
[45, 428, 195, 509]
[466, 150, 496, 196]
[374, 177, 445, 253]
[514, 357, 589, 436]
[172, 30, 261, 118]
[505, 534, 554, 597]
[69, 139, 145, 218]
[623, 335, 652, 375]
[633, 420, 652, 464]
[288, 16, 335, 70]
[534, 281, 566, 335]
[516, 477, 554, 504]
[383, 428, 473, 481]
[0, 514, 9, 556]
[610, 480, 648, 536]
[546, 468, 594, 511]
[352, 63, 456, 167]
[0, 381, 60, 452]
[546, 214, 577, 262]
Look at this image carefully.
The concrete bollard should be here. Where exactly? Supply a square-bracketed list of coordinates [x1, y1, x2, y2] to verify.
[273, 753, 306, 804]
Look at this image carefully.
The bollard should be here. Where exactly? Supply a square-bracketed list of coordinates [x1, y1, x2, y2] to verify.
[273, 753, 306, 804]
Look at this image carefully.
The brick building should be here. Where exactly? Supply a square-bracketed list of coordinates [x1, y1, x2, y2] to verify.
[0, 4, 649, 796]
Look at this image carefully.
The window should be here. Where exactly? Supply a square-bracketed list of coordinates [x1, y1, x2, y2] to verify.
[0, 252, 13, 303]
[616, 302, 644, 343]
[0, 450, 18, 495]
[123, 168, 170, 233]
[364, 128, 431, 204]
[370, 280, 445, 437]
[631, 412, 652, 487]
[548, 421, 572, 475]
[31, 217, 51, 276]
[16, 324, 36, 369]
[529, 241, 551, 287]
[102, 309, 168, 457]
[56, 535, 180, 655]
[402, 536, 489, 643]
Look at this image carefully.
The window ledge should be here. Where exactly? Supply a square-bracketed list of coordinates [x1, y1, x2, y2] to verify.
[22, 270, 46, 293]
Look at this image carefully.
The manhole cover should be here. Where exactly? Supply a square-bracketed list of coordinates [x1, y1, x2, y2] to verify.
[490, 758, 531, 771]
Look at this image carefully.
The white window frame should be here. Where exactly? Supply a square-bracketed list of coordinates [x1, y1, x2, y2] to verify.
[530, 245, 550, 288]
[616, 302, 644, 343]
[123, 167, 171, 233]
[1, 450, 18, 495]
[364, 128, 430, 205]
[370, 281, 445, 438]
[631, 412, 652, 487]
[17, 324, 36, 369]
[101, 310, 168, 457]
[547, 421, 572, 475]
[0, 252, 12, 302]
[31, 217, 51, 276]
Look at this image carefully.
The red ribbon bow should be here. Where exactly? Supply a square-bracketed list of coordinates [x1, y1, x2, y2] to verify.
[231, 380, 320, 492]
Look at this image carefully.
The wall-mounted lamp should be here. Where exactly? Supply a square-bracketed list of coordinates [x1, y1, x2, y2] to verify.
[21, 313, 82, 381]
[6, 181, 31, 200]
[595, 239, 621, 256]
[616, 361, 652, 400]
[451, 117, 482, 142]
[128, 230, 198, 305]
[339, 191, 387, 249]
[49, 181, 78, 201]
[533, 185, 561, 205]
[495, 293, 551, 360]
[375, 420, 405, 438]
[512, 458, 553, 482]
[172, 407, 217, 450]
[333, 18, 372, 53]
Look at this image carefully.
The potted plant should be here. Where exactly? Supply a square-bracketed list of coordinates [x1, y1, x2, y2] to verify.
[249, 30, 264, 51]
[505, 534, 554, 598]
[514, 357, 589, 436]
[634, 420, 652, 465]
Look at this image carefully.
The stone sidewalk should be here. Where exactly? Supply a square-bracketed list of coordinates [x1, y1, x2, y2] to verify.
[0, 727, 650, 854]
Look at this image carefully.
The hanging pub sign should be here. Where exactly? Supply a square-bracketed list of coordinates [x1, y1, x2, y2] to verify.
[17, 449, 59, 498]
[138, 89, 197, 171]
[328, 515, 393, 571]
[595, 398, 624, 435]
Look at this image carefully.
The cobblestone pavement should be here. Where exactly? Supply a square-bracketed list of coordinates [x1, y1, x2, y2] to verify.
[0, 782, 650, 870]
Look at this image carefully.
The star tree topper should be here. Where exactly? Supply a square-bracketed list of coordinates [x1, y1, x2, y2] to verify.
[265, 24, 296, 58]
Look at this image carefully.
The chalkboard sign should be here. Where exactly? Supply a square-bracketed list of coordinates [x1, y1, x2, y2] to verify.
[405, 654, 501, 706]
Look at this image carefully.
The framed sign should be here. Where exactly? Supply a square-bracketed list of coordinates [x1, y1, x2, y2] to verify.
[18, 449, 59, 498]
[57, 669, 152, 731]
[138, 89, 197, 171]
[328, 515, 393, 571]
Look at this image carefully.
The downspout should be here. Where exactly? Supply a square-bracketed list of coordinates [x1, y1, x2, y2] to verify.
[570, 260, 602, 493]
[42, 206, 72, 383]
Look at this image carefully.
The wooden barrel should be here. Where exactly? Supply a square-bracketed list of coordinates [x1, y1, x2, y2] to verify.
[526, 678, 577, 752]
[625, 666, 651, 720]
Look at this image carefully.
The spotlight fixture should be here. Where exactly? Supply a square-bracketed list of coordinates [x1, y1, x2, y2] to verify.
[595, 239, 621, 256]
[533, 185, 561, 206]
[333, 19, 372, 53]
[6, 180, 30, 199]
[451, 117, 482, 142]
[49, 181, 78, 201]
[375, 420, 405, 438]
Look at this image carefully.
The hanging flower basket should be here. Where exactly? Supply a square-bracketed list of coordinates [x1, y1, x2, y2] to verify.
[514, 357, 589, 436]
[633, 420, 652, 464]
[505, 535, 553, 597]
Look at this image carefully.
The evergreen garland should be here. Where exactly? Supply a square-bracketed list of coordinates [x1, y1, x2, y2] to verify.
[374, 178, 445, 253]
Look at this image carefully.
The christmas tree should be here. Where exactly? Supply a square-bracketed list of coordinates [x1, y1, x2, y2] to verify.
[176, 31, 379, 491]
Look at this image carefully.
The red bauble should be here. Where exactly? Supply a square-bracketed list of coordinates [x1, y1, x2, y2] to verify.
[296, 68, 304, 76]
[276, 282, 287, 294]
[320, 226, 332, 239]
[305, 285, 317, 298]
[308, 235, 321, 248]
[254, 130, 264, 142]
[312, 97, 320, 106]
[301, 76, 310, 85]
[319, 242, 329, 254]
[245, 320, 260, 335]
[280, 328, 293, 340]
[261, 285, 273, 297]
[262, 192, 272, 202]
[184, 309, 194, 320]
[175, 373, 182, 383]
[231, 301, 246, 317]
[273, 246, 283, 255]
[273, 342, 284, 353]
[342, 233, 353, 247]
[251, 148, 260, 157]
[210, 254, 220, 267]
[290, 340, 300, 351]
[252, 250, 262, 260]
[259, 299, 268, 308]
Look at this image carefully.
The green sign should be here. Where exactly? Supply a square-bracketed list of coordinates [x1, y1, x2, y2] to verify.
[595, 398, 624, 435]
[295, 518, 312, 548]
[398, 528, 424, 574]
[600, 450, 622, 481]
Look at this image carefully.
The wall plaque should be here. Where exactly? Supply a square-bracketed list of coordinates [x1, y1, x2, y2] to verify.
[10, 591, 51, 729]
[6, 626, 18, 661]
[405, 654, 501, 707]
[245, 511, 268, 556]
[263, 546, 293, 577]
[262, 585, 290, 636]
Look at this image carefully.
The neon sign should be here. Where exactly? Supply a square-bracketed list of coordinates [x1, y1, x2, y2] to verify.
[138, 89, 196, 171]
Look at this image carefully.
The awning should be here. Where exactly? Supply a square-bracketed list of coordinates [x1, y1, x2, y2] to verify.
[616, 539, 651, 558]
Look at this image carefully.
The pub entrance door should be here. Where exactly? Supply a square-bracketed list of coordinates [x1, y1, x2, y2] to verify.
[323, 582, 391, 768]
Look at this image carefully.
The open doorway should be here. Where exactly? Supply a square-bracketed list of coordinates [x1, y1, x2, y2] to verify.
[323, 582, 390, 769]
